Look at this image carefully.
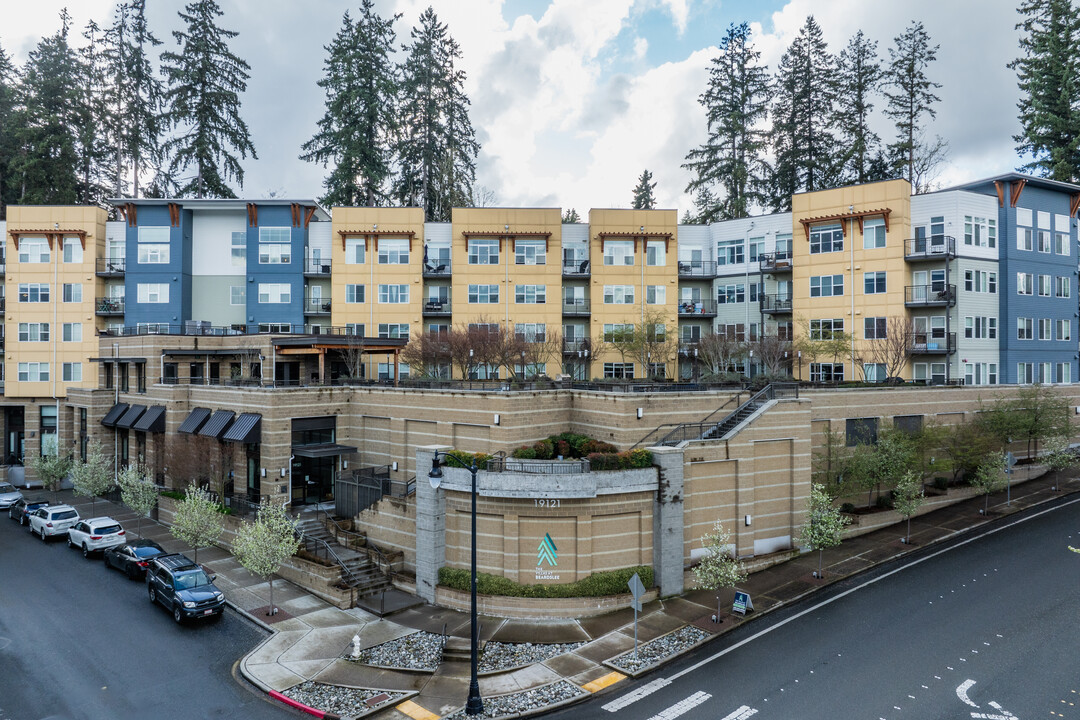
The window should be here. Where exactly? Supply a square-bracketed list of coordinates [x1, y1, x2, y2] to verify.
[717, 239, 744, 265]
[965, 363, 999, 386]
[603, 240, 634, 266]
[515, 239, 546, 265]
[18, 323, 49, 341]
[964, 270, 996, 294]
[603, 362, 635, 379]
[1057, 319, 1072, 341]
[257, 283, 290, 304]
[680, 325, 702, 342]
[863, 271, 887, 294]
[63, 363, 82, 382]
[810, 319, 844, 340]
[1056, 363, 1072, 384]
[810, 363, 843, 383]
[468, 284, 499, 303]
[137, 322, 170, 334]
[604, 285, 635, 304]
[345, 237, 365, 264]
[468, 238, 499, 265]
[717, 284, 745, 304]
[1038, 230, 1052, 253]
[863, 363, 887, 383]
[1056, 233, 1070, 255]
[810, 274, 844, 297]
[63, 237, 82, 263]
[62, 283, 82, 302]
[378, 362, 410, 380]
[1038, 274, 1052, 296]
[137, 283, 170, 303]
[1017, 317, 1033, 340]
[846, 417, 879, 446]
[377, 323, 409, 339]
[645, 240, 666, 266]
[603, 323, 634, 342]
[964, 316, 997, 340]
[231, 231, 246, 265]
[1017, 273, 1033, 295]
[1039, 362, 1054, 384]
[809, 224, 843, 254]
[647, 285, 666, 304]
[62, 323, 81, 342]
[1039, 318, 1052, 340]
[748, 282, 762, 302]
[894, 415, 924, 434]
[258, 243, 290, 264]
[230, 286, 245, 305]
[964, 216, 996, 247]
[345, 284, 364, 303]
[1017, 362, 1034, 384]
[718, 323, 746, 341]
[378, 238, 409, 264]
[18, 362, 49, 382]
[1056, 276, 1071, 298]
[18, 237, 49, 263]
[775, 233, 792, 259]
[18, 283, 50, 302]
[515, 284, 546, 304]
[864, 317, 887, 339]
[1017, 227, 1033, 251]
[136, 364, 146, 393]
[863, 218, 886, 248]
[748, 237, 765, 262]
[378, 284, 409, 303]
[345, 323, 365, 336]
[138, 243, 169, 264]
[515, 323, 546, 342]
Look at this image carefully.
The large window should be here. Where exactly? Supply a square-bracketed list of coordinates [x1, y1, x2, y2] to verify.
[378, 284, 409, 303]
[468, 238, 499, 265]
[863, 218, 886, 249]
[864, 317, 886, 339]
[515, 239, 546, 265]
[378, 238, 409, 264]
[810, 319, 844, 340]
[345, 284, 365, 303]
[603, 240, 635, 266]
[62, 323, 82, 342]
[964, 316, 997, 339]
[1037, 230, 1052, 253]
[810, 224, 843, 254]
[258, 227, 291, 264]
[603, 362, 634, 379]
[230, 286, 245, 305]
[62, 283, 82, 302]
[138, 226, 170, 264]
[717, 239, 744, 265]
[515, 284, 546, 304]
[1017, 317, 1033, 340]
[1017, 273, 1033, 295]
[18, 323, 49, 341]
[1017, 227, 1033, 251]
[377, 323, 409, 339]
[515, 323, 546, 342]
[604, 285, 634, 304]
[810, 274, 844, 297]
[345, 237, 365, 264]
[257, 283, 290, 304]
[137, 283, 169, 303]
[964, 270, 996, 293]
[1055, 233, 1070, 255]
[468, 284, 499, 303]
[846, 417, 879, 446]
[1057, 319, 1072, 342]
[63, 363, 82, 382]
[1038, 274, 1052, 297]
[964, 216, 996, 247]
[646, 240, 665, 266]
[18, 237, 49, 263]
[810, 363, 843, 383]
[646, 285, 665, 304]
[231, 231, 246, 265]
[1056, 276, 1071, 298]
[19, 283, 50, 302]
[603, 323, 634, 342]
[717, 284, 745, 304]
[863, 271, 886, 294]
[63, 237, 83, 263]
[18, 362, 49, 382]
[1039, 318, 1052, 340]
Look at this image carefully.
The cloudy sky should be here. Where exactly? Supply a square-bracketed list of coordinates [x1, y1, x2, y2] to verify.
[3, 0, 1025, 212]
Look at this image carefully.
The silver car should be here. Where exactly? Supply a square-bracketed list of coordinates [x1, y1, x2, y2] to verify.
[0, 482, 23, 510]
[67, 517, 127, 557]
[28, 505, 81, 541]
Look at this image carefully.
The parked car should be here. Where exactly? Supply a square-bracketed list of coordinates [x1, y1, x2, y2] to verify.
[8, 497, 48, 525]
[28, 505, 81, 541]
[104, 539, 167, 580]
[66, 517, 126, 557]
[0, 482, 23, 510]
[146, 554, 225, 623]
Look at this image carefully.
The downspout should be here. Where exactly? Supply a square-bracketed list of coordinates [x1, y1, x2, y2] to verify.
[850, 216, 856, 374]
[115, 343, 120, 481]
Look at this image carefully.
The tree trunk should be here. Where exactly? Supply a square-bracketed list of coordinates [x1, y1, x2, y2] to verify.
[268, 576, 275, 615]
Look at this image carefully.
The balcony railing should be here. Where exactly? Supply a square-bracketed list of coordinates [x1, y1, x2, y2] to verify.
[423, 260, 452, 277]
[677, 299, 718, 317]
[96, 297, 125, 315]
[423, 299, 452, 316]
[562, 339, 590, 354]
[760, 294, 794, 313]
[911, 332, 956, 355]
[905, 284, 956, 307]
[96, 258, 126, 276]
[678, 260, 717, 278]
[562, 259, 591, 277]
[759, 252, 793, 272]
[303, 297, 332, 315]
[562, 299, 591, 316]
[905, 235, 956, 261]
[303, 258, 332, 276]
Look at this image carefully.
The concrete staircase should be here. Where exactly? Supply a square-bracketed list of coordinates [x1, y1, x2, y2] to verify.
[294, 517, 392, 601]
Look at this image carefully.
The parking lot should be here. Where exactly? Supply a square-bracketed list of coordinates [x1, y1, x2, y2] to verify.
[0, 492, 297, 720]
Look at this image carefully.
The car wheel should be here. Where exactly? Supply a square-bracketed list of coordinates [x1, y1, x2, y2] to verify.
[149, 586, 157, 604]
[40, 527, 47, 542]
[68, 536, 75, 549]
[82, 544, 90, 559]
[174, 606, 183, 624]
[20, 514, 26, 525]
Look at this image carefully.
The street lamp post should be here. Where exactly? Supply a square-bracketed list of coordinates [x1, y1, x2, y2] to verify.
[428, 451, 484, 715]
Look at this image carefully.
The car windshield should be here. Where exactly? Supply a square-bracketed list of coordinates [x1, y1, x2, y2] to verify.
[0, 483, 15, 493]
[54, 511, 78, 520]
[173, 570, 212, 590]
[134, 546, 162, 558]
[96, 525, 122, 534]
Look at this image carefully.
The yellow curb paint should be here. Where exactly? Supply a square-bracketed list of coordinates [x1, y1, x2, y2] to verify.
[583, 671, 626, 693]
[396, 699, 440, 720]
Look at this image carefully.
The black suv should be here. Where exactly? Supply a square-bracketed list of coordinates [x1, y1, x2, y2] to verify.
[146, 553, 225, 623]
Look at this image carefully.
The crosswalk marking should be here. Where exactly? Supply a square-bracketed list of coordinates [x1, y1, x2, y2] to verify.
[719, 705, 759, 720]
[602, 678, 672, 712]
[645, 691, 712, 720]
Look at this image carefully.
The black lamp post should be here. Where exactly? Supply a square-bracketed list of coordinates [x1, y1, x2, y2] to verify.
[428, 451, 483, 715]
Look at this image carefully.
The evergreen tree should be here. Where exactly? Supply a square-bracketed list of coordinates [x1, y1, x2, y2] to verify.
[684, 22, 771, 219]
[768, 16, 838, 211]
[834, 31, 883, 184]
[631, 169, 657, 209]
[301, 3, 400, 207]
[160, 0, 257, 198]
[76, 19, 114, 207]
[1010, 0, 1080, 182]
[0, 42, 21, 218]
[394, 7, 479, 221]
[884, 21, 941, 185]
[688, 185, 721, 224]
[562, 207, 581, 223]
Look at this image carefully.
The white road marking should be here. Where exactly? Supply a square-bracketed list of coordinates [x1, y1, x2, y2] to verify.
[719, 705, 758, 720]
[645, 691, 712, 720]
[957, 679, 979, 707]
[602, 678, 672, 712]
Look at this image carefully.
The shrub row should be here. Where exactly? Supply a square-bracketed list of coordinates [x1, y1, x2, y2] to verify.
[510, 432, 618, 460]
[438, 565, 654, 598]
[586, 448, 654, 470]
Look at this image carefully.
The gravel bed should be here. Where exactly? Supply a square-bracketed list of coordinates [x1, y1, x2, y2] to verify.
[608, 626, 710, 673]
[345, 631, 444, 671]
[282, 681, 406, 717]
[442, 680, 586, 719]
[478, 641, 586, 673]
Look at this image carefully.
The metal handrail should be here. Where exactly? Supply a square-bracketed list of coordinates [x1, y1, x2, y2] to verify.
[293, 521, 360, 587]
[630, 391, 744, 449]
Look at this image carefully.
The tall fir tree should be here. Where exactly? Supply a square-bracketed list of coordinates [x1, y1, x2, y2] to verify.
[768, 16, 838, 211]
[394, 7, 479, 221]
[301, 2, 400, 207]
[631, 169, 657, 209]
[834, 30, 883, 184]
[0, 42, 21, 218]
[160, 0, 257, 198]
[76, 19, 114, 207]
[683, 22, 771, 219]
[1010, 0, 1080, 182]
[884, 21, 941, 186]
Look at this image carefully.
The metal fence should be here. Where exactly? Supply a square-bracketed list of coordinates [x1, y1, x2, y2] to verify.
[334, 465, 393, 518]
[485, 458, 588, 474]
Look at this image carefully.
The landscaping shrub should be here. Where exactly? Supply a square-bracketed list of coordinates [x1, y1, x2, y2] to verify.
[438, 565, 654, 598]
[511, 447, 537, 459]
[533, 439, 555, 459]
[840, 502, 856, 514]
[446, 450, 493, 468]
[933, 476, 949, 491]
[555, 439, 572, 458]
[160, 490, 185, 501]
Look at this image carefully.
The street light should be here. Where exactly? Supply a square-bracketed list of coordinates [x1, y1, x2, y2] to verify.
[428, 451, 484, 715]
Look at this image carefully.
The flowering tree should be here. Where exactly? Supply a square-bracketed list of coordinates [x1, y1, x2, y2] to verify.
[31, 452, 74, 503]
[798, 482, 851, 578]
[170, 484, 223, 563]
[692, 520, 747, 622]
[232, 498, 299, 616]
[70, 442, 115, 516]
[971, 452, 1009, 515]
[118, 465, 159, 538]
[892, 470, 925, 544]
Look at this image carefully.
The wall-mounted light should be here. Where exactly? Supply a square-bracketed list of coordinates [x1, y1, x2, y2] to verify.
[260, 468, 266, 477]
[392, 461, 398, 472]
[280, 468, 286, 478]
[637, 407, 644, 419]
[505, 224, 509, 231]
[745, 514, 752, 527]
[373, 224, 378, 230]
[493, 413, 500, 425]
[342, 460, 348, 469]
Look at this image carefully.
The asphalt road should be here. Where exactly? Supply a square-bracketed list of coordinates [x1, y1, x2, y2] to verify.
[553, 495, 1080, 720]
[0, 513, 297, 720]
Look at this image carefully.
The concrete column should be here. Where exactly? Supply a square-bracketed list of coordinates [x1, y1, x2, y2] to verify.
[650, 445, 685, 597]
[415, 445, 451, 603]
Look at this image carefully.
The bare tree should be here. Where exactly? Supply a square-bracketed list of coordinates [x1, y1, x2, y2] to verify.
[628, 312, 679, 379]
[518, 326, 562, 379]
[339, 334, 367, 380]
[401, 332, 450, 378]
[862, 316, 913, 380]
[750, 332, 793, 377]
[163, 434, 213, 491]
[910, 132, 950, 194]
[696, 330, 746, 378]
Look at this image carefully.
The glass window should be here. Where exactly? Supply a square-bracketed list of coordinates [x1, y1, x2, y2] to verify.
[603, 285, 635, 304]
[646, 240, 665, 266]
[1037, 230, 1052, 253]
[863, 272, 887, 294]
[258, 243, 290, 264]
[18, 323, 49, 342]
[810, 274, 844, 297]
[1039, 318, 1052, 340]
[468, 238, 499, 265]
[603, 240, 635, 266]
[809, 319, 844, 340]
[1055, 233, 1070, 256]
[603, 323, 634, 342]
[62, 284, 82, 302]
[646, 285, 665, 304]
[345, 237, 365, 264]
[230, 286, 245, 305]
[62, 323, 81, 342]
[18, 283, 50, 302]
[378, 238, 410, 264]
[603, 362, 635, 379]
[1057, 319, 1072, 341]
[748, 238, 764, 262]
[809, 225, 843, 254]
[515, 285, 546, 304]
[1017, 317, 1033, 340]
[137, 243, 169, 263]
[717, 239, 744, 265]
[377, 323, 409, 339]
[515, 239, 546, 265]
[863, 218, 886, 248]
[1038, 274, 1052, 296]
[1017, 273, 1033, 295]
[514, 323, 546, 342]
[346, 285, 364, 303]
[467, 284, 499, 303]
[378, 284, 409, 303]
[139, 226, 169, 243]
[63, 237, 83, 263]
[864, 317, 887, 339]
[231, 231, 246, 266]
[257, 283, 290, 303]
[809, 363, 843, 382]
[18, 237, 49, 263]
[1017, 227, 1033, 251]
[1056, 276, 1071, 298]
[137, 283, 169, 303]
[63, 362, 82, 382]
[17, 362, 49, 382]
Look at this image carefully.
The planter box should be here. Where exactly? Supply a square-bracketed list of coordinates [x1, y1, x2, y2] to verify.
[434, 585, 659, 619]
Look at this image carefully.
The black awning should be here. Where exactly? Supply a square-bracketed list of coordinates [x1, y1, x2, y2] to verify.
[178, 407, 212, 434]
[115, 404, 147, 429]
[223, 413, 261, 444]
[101, 403, 129, 427]
[198, 410, 235, 439]
[292, 443, 358, 458]
[133, 405, 166, 433]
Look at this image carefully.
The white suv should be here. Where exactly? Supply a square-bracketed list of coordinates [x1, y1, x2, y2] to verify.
[67, 517, 126, 557]
[28, 505, 81, 541]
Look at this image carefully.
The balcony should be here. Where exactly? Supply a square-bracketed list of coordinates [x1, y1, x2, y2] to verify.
[562, 299, 591, 316]
[96, 297, 125, 316]
[911, 332, 956, 355]
[563, 339, 591, 355]
[303, 296, 331, 316]
[0, 337, 4, 353]
[760, 294, 794, 314]
[423, 299, 452, 316]
[678, 260, 717, 279]
[905, 284, 956, 307]
[303, 258, 332, 276]
[423, 260, 452, 277]
[562, 259, 591, 277]
[0, 298, 5, 314]
[678, 299, 717, 317]
[759, 252, 794, 273]
[905, 235, 956, 262]
[96, 258, 126, 276]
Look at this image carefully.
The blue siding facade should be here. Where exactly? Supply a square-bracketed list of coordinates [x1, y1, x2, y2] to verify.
[246, 204, 306, 330]
[124, 205, 192, 329]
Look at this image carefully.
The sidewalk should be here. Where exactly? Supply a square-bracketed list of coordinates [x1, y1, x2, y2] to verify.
[50, 467, 1080, 720]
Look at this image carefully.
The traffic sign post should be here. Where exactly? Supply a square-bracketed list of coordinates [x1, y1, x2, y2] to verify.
[627, 572, 645, 659]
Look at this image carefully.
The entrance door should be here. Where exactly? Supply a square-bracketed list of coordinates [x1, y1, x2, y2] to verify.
[292, 455, 334, 505]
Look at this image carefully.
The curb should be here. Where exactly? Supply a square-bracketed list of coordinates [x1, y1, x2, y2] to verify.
[268, 689, 342, 719]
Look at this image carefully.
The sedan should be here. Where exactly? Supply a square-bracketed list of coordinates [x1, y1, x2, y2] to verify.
[28, 505, 81, 541]
[104, 539, 167, 580]
[8, 498, 48, 525]
[67, 518, 126, 557]
[0, 482, 23, 510]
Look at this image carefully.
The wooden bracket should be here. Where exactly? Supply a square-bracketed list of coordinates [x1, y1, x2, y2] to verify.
[303, 206, 316, 228]
[168, 203, 180, 227]
[994, 181, 1005, 208]
[1009, 179, 1027, 207]
[1070, 193, 1080, 217]
[247, 203, 258, 227]
[126, 203, 137, 227]
[290, 203, 301, 228]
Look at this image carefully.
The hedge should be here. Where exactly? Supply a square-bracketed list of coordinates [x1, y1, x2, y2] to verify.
[438, 565, 654, 598]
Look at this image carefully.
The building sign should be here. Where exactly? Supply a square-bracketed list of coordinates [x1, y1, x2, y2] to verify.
[536, 533, 559, 581]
